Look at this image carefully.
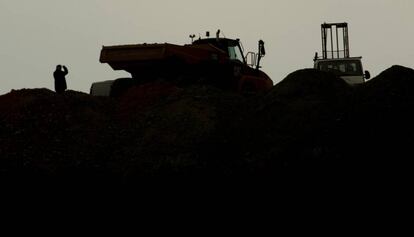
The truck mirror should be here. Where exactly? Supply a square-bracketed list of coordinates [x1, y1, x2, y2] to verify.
[256, 40, 266, 70]
[365, 70, 371, 80]
[245, 52, 257, 67]
[259, 40, 266, 56]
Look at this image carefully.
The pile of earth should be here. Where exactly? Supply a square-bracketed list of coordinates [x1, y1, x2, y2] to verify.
[1, 65, 414, 185]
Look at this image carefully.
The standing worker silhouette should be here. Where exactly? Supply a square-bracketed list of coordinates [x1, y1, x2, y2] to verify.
[53, 65, 68, 94]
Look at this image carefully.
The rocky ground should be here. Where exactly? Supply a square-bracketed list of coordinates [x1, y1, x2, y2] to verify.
[1, 65, 414, 187]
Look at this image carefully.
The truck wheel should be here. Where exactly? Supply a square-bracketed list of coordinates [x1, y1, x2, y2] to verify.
[240, 82, 256, 94]
[110, 78, 138, 97]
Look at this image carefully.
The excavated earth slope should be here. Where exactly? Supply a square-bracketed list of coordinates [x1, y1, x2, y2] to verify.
[1, 66, 414, 186]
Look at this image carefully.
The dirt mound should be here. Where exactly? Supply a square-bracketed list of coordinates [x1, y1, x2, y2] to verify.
[0, 89, 117, 182]
[341, 65, 414, 178]
[1, 65, 414, 184]
[113, 84, 248, 179]
[230, 70, 352, 175]
[0, 85, 247, 182]
[268, 69, 350, 100]
[364, 65, 414, 91]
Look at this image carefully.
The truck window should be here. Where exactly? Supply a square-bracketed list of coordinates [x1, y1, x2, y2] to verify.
[228, 45, 245, 63]
[318, 60, 362, 76]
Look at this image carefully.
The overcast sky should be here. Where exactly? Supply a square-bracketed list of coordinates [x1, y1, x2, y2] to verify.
[1, 0, 413, 95]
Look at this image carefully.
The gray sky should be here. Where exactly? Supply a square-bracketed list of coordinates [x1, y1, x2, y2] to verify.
[1, 0, 413, 95]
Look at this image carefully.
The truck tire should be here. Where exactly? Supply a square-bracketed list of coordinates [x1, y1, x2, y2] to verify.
[110, 78, 139, 98]
[240, 81, 256, 94]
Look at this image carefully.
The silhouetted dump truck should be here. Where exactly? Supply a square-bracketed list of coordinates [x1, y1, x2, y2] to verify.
[91, 30, 273, 96]
[314, 23, 370, 84]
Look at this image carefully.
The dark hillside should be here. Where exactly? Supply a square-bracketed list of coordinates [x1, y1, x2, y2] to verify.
[1, 66, 414, 186]
[340, 66, 414, 182]
[233, 69, 353, 178]
[0, 89, 117, 183]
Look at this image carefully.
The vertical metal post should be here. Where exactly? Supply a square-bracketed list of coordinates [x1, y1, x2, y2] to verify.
[347, 27, 350, 57]
[321, 25, 326, 59]
[330, 26, 334, 59]
[336, 26, 339, 58]
[343, 27, 346, 57]
[345, 26, 350, 57]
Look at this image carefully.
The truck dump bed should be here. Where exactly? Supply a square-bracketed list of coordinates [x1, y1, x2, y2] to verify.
[100, 43, 229, 74]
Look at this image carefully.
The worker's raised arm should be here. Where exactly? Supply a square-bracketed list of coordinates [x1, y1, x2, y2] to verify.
[63, 65, 68, 75]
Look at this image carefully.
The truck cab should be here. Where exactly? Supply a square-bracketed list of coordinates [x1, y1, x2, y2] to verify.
[192, 35, 266, 70]
[314, 57, 370, 85]
[192, 34, 272, 92]
[314, 22, 370, 85]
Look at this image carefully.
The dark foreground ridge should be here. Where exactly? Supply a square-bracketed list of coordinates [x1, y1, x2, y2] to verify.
[1, 66, 414, 186]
